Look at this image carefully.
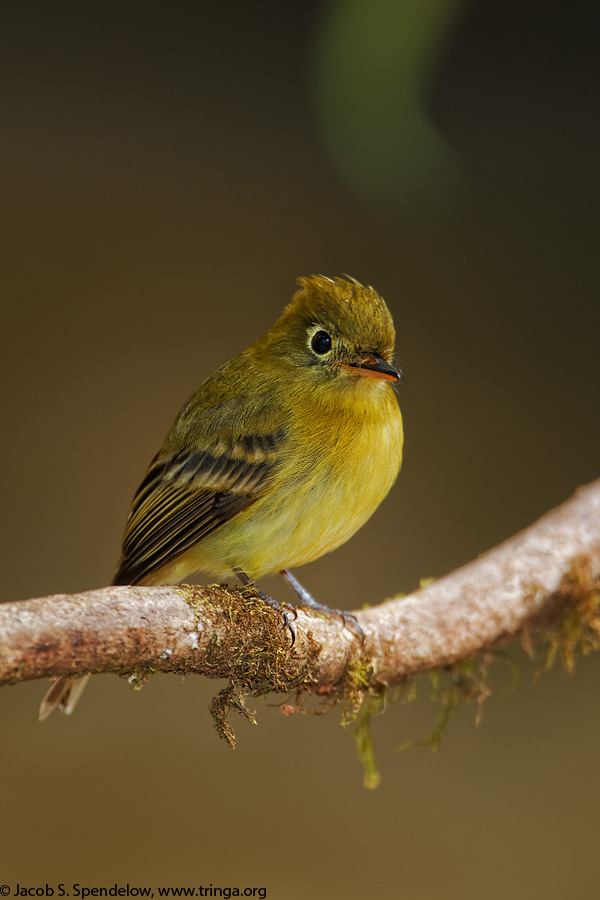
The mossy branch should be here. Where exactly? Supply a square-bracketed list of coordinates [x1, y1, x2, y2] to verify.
[1, 480, 600, 727]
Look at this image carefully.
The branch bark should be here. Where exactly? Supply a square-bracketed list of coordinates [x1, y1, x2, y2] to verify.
[2, 480, 600, 703]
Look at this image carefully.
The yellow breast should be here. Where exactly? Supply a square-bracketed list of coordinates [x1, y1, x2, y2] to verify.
[169, 380, 403, 581]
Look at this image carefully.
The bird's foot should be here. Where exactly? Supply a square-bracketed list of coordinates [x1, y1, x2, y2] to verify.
[236, 570, 297, 647]
[280, 569, 365, 643]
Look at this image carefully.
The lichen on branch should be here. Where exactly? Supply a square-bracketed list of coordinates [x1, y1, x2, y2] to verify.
[1, 480, 599, 781]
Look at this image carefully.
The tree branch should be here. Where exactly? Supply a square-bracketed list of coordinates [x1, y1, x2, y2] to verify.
[2, 481, 600, 708]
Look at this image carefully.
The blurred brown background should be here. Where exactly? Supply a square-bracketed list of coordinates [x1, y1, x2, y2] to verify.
[2, 1, 599, 897]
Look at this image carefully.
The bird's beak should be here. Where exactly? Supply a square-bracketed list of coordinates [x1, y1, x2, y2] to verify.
[343, 356, 402, 382]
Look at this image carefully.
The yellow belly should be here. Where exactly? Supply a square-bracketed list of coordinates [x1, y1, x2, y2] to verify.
[147, 385, 403, 584]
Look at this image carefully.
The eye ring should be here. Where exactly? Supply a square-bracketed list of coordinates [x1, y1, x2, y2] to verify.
[311, 330, 332, 355]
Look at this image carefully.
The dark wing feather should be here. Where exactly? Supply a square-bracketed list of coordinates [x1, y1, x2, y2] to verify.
[112, 437, 282, 585]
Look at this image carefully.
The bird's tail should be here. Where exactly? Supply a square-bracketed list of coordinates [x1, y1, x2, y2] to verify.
[38, 674, 91, 722]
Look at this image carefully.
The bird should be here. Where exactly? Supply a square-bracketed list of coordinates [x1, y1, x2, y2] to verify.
[39, 275, 403, 719]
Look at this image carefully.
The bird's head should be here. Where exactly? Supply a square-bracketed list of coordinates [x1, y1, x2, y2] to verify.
[264, 275, 402, 389]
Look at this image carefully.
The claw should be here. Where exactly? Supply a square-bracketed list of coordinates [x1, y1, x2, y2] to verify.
[280, 609, 296, 648]
[337, 611, 365, 643]
[235, 568, 364, 648]
[279, 569, 365, 644]
[236, 570, 296, 647]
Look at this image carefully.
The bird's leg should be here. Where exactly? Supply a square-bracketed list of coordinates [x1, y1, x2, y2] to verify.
[279, 568, 317, 607]
[280, 569, 364, 642]
[235, 570, 296, 647]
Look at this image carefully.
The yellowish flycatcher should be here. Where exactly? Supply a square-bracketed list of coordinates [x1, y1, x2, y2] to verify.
[40, 275, 403, 718]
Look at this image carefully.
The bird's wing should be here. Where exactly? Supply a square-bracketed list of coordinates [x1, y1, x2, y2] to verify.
[112, 429, 285, 586]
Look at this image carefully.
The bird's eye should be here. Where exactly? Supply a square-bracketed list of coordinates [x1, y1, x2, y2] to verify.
[311, 330, 332, 355]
